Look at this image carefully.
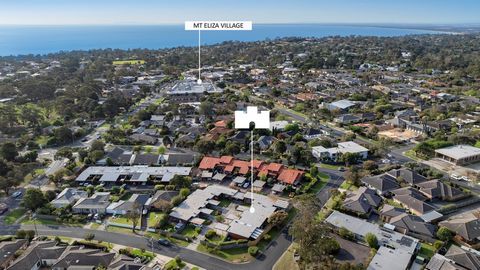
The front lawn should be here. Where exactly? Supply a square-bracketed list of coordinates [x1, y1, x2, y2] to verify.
[339, 181, 358, 191]
[147, 212, 165, 228]
[273, 244, 299, 270]
[109, 216, 141, 227]
[197, 244, 251, 263]
[164, 258, 186, 270]
[180, 224, 200, 238]
[320, 163, 342, 170]
[4, 208, 26, 225]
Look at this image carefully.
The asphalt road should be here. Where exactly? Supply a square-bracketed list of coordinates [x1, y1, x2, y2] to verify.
[0, 171, 344, 270]
[0, 223, 290, 270]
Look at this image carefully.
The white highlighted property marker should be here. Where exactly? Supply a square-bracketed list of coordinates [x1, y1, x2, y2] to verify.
[185, 21, 253, 85]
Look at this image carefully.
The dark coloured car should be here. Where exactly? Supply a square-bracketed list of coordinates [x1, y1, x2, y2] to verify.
[158, 238, 172, 246]
[0, 203, 8, 215]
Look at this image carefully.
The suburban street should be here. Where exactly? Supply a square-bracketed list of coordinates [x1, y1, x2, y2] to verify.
[0, 169, 343, 270]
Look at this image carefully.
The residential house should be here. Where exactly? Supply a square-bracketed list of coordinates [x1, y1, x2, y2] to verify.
[128, 134, 157, 145]
[326, 211, 419, 270]
[427, 245, 480, 270]
[257, 136, 276, 151]
[106, 193, 150, 215]
[303, 128, 323, 140]
[362, 174, 400, 196]
[51, 188, 88, 208]
[326, 99, 358, 112]
[6, 241, 64, 270]
[312, 141, 369, 161]
[392, 188, 436, 216]
[439, 211, 480, 244]
[416, 180, 467, 201]
[0, 240, 28, 270]
[343, 187, 382, 216]
[387, 169, 427, 185]
[147, 190, 179, 210]
[389, 213, 436, 238]
[72, 192, 111, 214]
[51, 246, 116, 270]
[334, 114, 361, 124]
[75, 166, 192, 185]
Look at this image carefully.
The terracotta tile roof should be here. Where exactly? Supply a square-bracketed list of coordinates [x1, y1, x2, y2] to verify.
[278, 169, 304, 185]
[215, 120, 228, 128]
[220, 156, 234, 164]
[266, 163, 283, 172]
[198, 157, 221, 170]
[252, 160, 264, 169]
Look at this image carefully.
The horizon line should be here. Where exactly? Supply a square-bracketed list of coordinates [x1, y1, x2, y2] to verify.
[0, 22, 479, 27]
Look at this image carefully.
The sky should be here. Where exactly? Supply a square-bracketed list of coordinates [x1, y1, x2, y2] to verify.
[0, 0, 479, 25]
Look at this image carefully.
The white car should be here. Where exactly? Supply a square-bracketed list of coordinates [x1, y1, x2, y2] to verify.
[461, 176, 470, 182]
[450, 174, 461, 180]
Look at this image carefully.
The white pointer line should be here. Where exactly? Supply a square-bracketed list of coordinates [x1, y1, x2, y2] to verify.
[250, 129, 255, 213]
[197, 30, 202, 84]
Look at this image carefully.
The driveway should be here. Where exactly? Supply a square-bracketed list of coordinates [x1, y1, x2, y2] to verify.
[332, 235, 370, 265]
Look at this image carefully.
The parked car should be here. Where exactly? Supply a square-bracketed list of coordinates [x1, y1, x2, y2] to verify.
[0, 203, 8, 215]
[11, 191, 22, 198]
[158, 238, 172, 247]
[450, 174, 461, 180]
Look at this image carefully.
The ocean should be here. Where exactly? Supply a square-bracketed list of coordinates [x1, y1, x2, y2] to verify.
[0, 24, 442, 56]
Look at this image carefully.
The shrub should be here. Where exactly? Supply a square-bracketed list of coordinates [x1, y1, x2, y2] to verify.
[205, 230, 217, 239]
[263, 234, 271, 241]
[339, 227, 354, 240]
[155, 184, 165, 190]
[248, 246, 259, 256]
[433, 240, 444, 250]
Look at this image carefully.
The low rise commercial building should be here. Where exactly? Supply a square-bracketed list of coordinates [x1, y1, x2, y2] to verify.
[435, 145, 480, 165]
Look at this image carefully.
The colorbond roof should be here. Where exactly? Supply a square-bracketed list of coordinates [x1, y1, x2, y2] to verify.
[435, 145, 480, 160]
[76, 166, 191, 183]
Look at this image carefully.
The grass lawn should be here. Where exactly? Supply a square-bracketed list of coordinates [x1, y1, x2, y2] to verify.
[22, 217, 83, 226]
[148, 212, 165, 228]
[197, 244, 251, 263]
[339, 181, 359, 191]
[4, 208, 27, 225]
[308, 174, 330, 194]
[218, 198, 231, 208]
[89, 223, 101, 229]
[113, 60, 145, 65]
[109, 216, 140, 227]
[385, 199, 404, 209]
[320, 163, 342, 170]
[35, 135, 50, 147]
[130, 248, 155, 260]
[273, 244, 299, 270]
[164, 258, 186, 270]
[418, 243, 436, 259]
[181, 224, 199, 238]
[404, 150, 422, 161]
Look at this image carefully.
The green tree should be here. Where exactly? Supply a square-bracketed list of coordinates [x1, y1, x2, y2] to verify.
[22, 189, 47, 211]
[365, 233, 379, 249]
[170, 175, 192, 190]
[436, 227, 453, 242]
[0, 142, 17, 161]
[267, 210, 289, 228]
